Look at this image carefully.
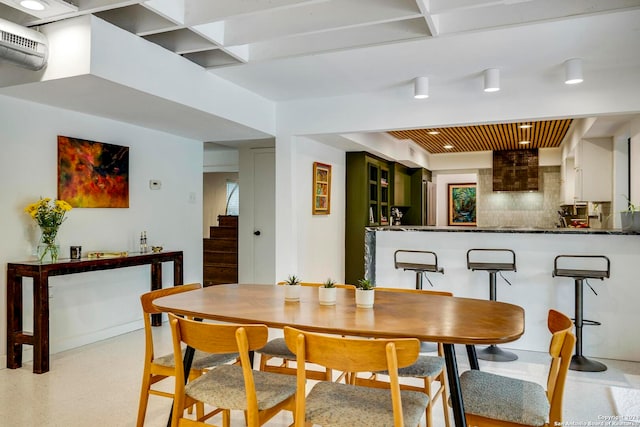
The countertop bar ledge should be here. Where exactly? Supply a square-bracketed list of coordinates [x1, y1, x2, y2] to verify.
[367, 225, 639, 235]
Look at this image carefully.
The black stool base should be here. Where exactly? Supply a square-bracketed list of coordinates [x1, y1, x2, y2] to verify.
[570, 355, 607, 372]
[477, 344, 518, 362]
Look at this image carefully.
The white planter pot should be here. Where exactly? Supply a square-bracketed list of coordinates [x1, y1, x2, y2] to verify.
[355, 289, 375, 308]
[284, 285, 300, 302]
[318, 287, 337, 305]
[620, 212, 640, 231]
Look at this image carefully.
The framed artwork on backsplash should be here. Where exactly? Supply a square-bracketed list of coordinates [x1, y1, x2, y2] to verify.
[448, 183, 476, 226]
[57, 135, 130, 208]
[312, 162, 331, 215]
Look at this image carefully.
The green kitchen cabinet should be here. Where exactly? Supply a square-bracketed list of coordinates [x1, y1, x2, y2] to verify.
[345, 152, 390, 284]
[391, 163, 411, 207]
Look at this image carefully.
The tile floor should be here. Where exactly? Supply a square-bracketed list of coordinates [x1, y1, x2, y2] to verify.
[1, 324, 638, 427]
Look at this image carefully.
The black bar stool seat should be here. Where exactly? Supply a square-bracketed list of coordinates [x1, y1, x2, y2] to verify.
[395, 250, 444, 353]
[467, 248, 518, 362]
[552, 255, 610, 372]
[394, 250, 444, 290]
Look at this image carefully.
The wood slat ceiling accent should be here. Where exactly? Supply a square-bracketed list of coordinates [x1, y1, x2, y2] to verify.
[388, 119, 573, 154]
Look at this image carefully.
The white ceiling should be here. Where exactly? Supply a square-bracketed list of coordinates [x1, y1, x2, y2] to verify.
[1, 0, 639, 144]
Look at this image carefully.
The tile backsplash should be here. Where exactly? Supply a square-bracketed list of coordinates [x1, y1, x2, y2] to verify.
[477, 166, 561, 228]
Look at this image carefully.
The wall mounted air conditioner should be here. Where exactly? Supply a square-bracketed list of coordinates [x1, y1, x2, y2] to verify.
[0, 17, 48, 71]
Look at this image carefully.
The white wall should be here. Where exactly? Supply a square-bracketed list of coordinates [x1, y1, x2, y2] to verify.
[608, 116, 640, 227]
[293, 137, 346, 282]
[0, 95, 203, 364]
[629, 118, 640, 205]
[432, 172, 478, 226]
[203, 148, 239, 173]
[203, 172, 238, 236]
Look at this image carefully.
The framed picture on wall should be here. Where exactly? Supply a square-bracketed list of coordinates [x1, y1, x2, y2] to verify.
[448, 183, 476, 226]
[312, 162, 331, 215]
[58, 135, 129, 208]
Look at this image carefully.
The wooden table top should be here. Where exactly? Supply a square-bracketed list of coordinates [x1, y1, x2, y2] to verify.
[153, 284, 525, 345]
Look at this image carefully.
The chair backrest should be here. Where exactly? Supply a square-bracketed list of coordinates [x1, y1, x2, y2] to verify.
[140, 283, 202, 361]
[545, 309, 576, 426]
[283, 326, 420, 427]
[169, 313, 269, 426]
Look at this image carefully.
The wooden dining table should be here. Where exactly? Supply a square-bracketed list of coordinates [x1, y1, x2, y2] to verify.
[153, 283, 525, 427]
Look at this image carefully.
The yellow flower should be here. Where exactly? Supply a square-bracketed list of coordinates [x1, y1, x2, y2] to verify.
[24, 197, 72, 230]
[55, 200, 72, 212]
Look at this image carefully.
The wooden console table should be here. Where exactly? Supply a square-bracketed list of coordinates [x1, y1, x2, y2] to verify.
[6, 251, 183, 373]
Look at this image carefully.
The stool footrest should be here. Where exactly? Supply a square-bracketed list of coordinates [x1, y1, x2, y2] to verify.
[572, 318, 601, 326]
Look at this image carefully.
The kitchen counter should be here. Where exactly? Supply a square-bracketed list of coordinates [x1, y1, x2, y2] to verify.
[366, 225, 639, 235]
[364, 227, 640, 362]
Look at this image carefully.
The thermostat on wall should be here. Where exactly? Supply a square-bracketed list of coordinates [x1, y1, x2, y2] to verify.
[149, 180, 162, 190]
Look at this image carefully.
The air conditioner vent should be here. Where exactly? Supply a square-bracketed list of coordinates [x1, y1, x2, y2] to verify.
[0, 18, 48, 70]
[1, 30, 40, 52]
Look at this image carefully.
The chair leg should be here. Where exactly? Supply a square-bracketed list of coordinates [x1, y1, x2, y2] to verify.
[439, 370, 451, 427]
[259, 354, 270, 371]
[136, 372, 152, 427]
[424, 377, 434, 427]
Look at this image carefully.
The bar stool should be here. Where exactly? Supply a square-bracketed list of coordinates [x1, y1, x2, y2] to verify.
[394, 250, 444, 290]
[552, 255, 610, 372]
[466, 248, 518, 362]
[395, 250, 444, 353]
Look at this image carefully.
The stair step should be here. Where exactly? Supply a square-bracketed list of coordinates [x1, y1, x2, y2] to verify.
[204, 265, 238, 285]
[210, 226, 238, 239]
[204, 238, 237, 252]
[218, 215, 238, 227]
[204, 251, 237, 265]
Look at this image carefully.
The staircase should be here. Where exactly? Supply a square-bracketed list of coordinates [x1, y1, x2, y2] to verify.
[203, 215, 238, 286]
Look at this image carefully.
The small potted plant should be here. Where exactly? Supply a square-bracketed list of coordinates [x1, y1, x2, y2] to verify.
[620, 197, 640, 231]
[318, 278, 337, 305]
[355, 278, 375, 308]
[283, 274, 301, 301]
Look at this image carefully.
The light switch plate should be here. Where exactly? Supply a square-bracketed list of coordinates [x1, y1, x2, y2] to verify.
[149, 180, 161, 190]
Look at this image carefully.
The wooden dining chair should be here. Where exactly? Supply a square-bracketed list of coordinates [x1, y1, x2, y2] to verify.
[257, 282, 355, 382]
[354, 287, 452, 427]
[169, 314, 297, 427]
[136, 283, 238, 427]
[459, 309, 576, 427]
[283, 325, 429, 427]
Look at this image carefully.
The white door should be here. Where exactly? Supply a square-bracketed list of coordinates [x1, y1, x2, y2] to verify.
[252, 149, 276, 284]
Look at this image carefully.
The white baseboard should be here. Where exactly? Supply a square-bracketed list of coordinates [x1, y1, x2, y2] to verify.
[0, 319, 144, 369]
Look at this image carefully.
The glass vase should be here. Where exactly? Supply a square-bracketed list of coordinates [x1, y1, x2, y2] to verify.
[38, 227, 60, 263]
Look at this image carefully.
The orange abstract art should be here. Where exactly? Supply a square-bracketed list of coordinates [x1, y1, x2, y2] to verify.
[57, 135, 129, 208]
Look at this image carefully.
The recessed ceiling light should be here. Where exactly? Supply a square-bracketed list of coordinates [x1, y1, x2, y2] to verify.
[519, 124, 532, 129]
[443, 144, 454, 149]
[20, 0, 47, 10]
[519, 140, 531, 145]
[428, 131, 440, 135]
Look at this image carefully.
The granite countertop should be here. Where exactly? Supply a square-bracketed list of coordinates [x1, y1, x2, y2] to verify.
[366, 225, 639, 235]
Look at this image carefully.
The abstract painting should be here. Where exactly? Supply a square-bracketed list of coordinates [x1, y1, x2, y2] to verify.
[57, 135, 129, 208]
[448, 183, 476, 226]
